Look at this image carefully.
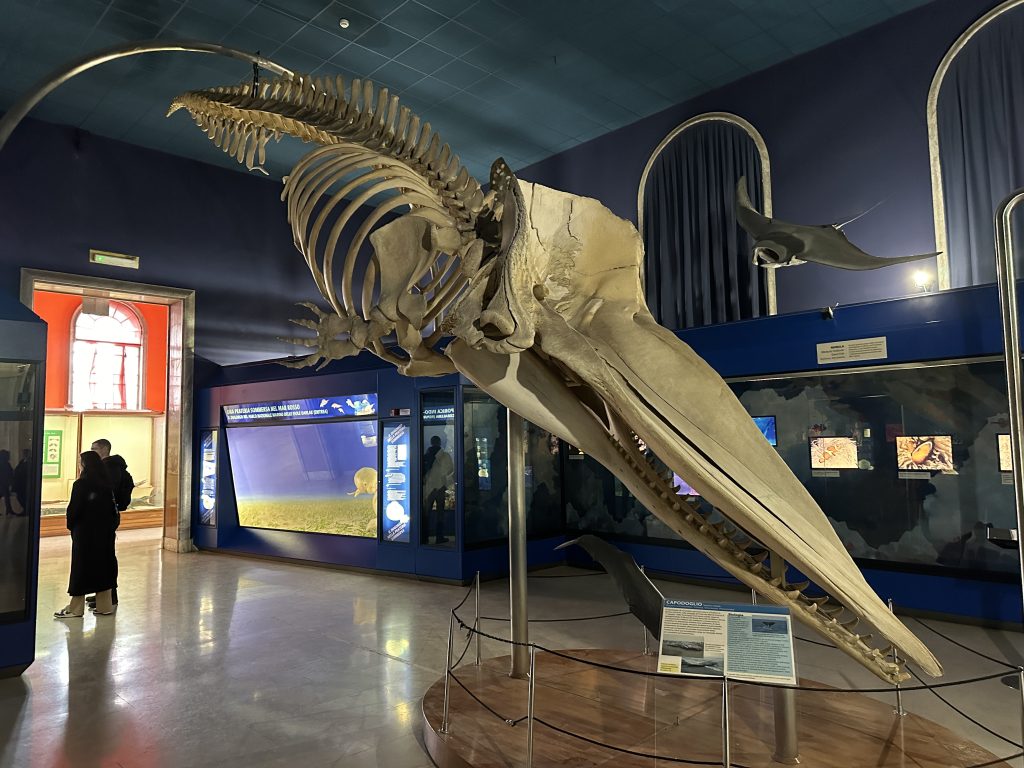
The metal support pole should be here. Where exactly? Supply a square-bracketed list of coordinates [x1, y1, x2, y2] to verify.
[722, 678, 732, 768]
[526, 645, 537, 768]
[888, 599, 906, 717]
[474, 570, 482, 666]
[507, 409, 529, 678]
[1017, 667, 1024, 751]
[641, 565, 651, 655]
[441, 613, 454, 734]
[994, 189, 1024, 642]
[769, 553, 800, 764]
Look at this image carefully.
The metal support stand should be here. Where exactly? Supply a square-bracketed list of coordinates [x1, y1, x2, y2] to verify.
[474, 570, 482, 666]
[441, 613, 454, 734]
[722, 678, 732, 768]
[1017, 667, 1024, 751]
[641, 565, 651, 655]
[994, 189, 1024, 655]
[507, 409, 529, 679]
[888, 599, 906, 717]
[526, 645, 537, 768]
[769, 553, 801, 764]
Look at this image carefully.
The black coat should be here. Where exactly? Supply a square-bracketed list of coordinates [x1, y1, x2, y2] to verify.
[66, 478, 118, 596]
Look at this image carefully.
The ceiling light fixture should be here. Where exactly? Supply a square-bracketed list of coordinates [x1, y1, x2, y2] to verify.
[339, 18, 350, 29]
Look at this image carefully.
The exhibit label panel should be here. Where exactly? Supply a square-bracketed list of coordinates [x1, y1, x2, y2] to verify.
[223, 393, 378, 424]
[198, 430, 217, 526]
[657, 599, 796, 685]
[381, 421, 411, 543]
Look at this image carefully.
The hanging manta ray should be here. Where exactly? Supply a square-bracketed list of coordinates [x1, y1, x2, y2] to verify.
[735, 177, 939, 270]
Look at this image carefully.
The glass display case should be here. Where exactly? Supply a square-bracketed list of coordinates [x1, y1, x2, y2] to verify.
[421, 389, 457, 547]
[567, 356, 1016, 576]
[0, 362, 39, 622]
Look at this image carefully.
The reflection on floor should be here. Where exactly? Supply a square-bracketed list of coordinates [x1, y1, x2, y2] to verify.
[1, 530, 1023, 767]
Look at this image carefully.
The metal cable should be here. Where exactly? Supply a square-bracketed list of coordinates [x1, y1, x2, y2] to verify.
[479, 611, 632, 623]
[913, 618, 1020, 670]
[533, 717, 749, 767]
[906, 666, 1023, 750]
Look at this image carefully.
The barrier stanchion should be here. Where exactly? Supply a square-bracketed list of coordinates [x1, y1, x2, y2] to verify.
[888, 599, 907, 717]
[641, 565, 651, 655]
[526, 645, 537, 767]
[474, 571, 481, 666]
[722, 677, 732, 768]
[1018, 667, 1024, 755]
[442, 613, 454, 734]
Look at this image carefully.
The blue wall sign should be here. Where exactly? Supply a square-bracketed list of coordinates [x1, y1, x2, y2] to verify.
[382, 421, 411, 543]
[223, 394, 378, 424]
[199, 430, 217, 526]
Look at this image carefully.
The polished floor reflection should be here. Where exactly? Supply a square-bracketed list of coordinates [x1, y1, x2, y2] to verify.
[2, 529, 1024, 767]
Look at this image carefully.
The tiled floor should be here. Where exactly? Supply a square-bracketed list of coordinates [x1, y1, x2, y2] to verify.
[2, 529, 1024, 767]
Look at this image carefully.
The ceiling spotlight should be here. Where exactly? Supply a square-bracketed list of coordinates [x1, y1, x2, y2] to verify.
[912, 269, 933, 293]
[339, 18, 350, 29]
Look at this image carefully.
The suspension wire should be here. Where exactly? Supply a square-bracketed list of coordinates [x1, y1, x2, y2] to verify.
[906, 666, 1023, 749]
[913, 617, 1020, 670]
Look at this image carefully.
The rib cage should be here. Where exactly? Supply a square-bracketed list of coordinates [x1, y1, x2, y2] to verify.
[170, 74, 487, 322]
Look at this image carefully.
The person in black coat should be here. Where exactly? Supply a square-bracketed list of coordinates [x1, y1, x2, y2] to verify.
[54, 451, 118, 618]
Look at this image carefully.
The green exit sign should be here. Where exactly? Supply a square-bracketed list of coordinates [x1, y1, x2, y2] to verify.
[89, 249, 140, 269]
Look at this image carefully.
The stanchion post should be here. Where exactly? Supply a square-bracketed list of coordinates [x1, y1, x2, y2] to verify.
[888, 599, 906, 717]
[722, 677, 731, 768]
[641, 565, 651, 655]
[1017, 667, 1024, 752]
[527, 645, 537, 768]
[441, 613, 454, 734]
[474, 570, 482, 666]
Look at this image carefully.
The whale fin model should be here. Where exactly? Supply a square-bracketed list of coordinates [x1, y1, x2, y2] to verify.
[735, 177, 939, 270]
[557, 535, 664, 639]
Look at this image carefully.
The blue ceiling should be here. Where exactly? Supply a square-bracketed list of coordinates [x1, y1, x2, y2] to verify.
[0, 0, 934, 181]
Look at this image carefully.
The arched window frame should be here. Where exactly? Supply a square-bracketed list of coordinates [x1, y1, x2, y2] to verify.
[927, 0, 1024, 291]
[637, 112, 775, 315]
[68, 300, 147, 412]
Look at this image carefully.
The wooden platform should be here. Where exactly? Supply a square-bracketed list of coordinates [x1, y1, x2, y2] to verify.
[421, 649, 1009, 768]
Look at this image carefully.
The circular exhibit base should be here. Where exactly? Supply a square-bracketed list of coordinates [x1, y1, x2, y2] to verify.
[421, 649, 1009, 768]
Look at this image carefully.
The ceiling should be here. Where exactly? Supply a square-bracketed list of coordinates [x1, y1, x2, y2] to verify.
[0, 0, 934, 182]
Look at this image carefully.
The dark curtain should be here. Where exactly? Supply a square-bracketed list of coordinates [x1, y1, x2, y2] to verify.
[643, 120, 767, 330]
[939, 6, 1024, 288]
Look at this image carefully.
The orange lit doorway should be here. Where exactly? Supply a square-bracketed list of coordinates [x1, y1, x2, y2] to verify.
[21, 270, 195, 552]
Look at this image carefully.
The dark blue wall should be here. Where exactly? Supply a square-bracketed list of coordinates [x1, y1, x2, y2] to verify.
[517, 0, 1001, 317]
[0, 118, 341, 366]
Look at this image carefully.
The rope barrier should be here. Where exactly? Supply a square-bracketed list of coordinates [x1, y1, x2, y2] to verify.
[448, 670, 524, 726]
[451, 584, 474, 613]
[479, 610, 632, 623]
[450, 625, 474, 669]
[964, 752, 1024, 768]
[913, 618, 1021, 671]
[455, 611, 1011, 692]
[533, 716, 747, 767]
[906, 666, 1023, 750]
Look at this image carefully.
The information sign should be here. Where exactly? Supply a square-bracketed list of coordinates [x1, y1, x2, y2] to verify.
[199, 430, 217, 526]
[381, 421, 411, 543]
[223, 394, 377, 424]
[657, 599, 796, 685]
[42, 430, 62, 478]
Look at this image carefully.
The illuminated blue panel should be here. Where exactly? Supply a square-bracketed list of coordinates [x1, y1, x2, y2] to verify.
[223, 394, 378, 423]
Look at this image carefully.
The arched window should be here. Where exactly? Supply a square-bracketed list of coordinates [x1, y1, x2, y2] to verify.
[639, 112, 773, 330]
[70, 301, 144, 411]
[929, 0, 1024, 289]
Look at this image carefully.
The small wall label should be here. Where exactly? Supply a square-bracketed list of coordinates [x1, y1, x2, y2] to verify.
[816, 336, 888, 365]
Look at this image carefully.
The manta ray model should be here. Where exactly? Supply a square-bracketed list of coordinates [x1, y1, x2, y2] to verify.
[735, 177, 938, 270]
[167, 70, 942, 684]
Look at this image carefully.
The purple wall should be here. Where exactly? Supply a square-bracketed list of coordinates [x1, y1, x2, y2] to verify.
[0, 118, 338, 366]
[516, 0, 1001, 317]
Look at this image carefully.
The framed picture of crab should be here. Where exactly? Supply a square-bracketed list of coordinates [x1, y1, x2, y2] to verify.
[895, 435, 954, 472]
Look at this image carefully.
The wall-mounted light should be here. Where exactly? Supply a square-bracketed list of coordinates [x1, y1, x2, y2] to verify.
[913, 269, 934, 293]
